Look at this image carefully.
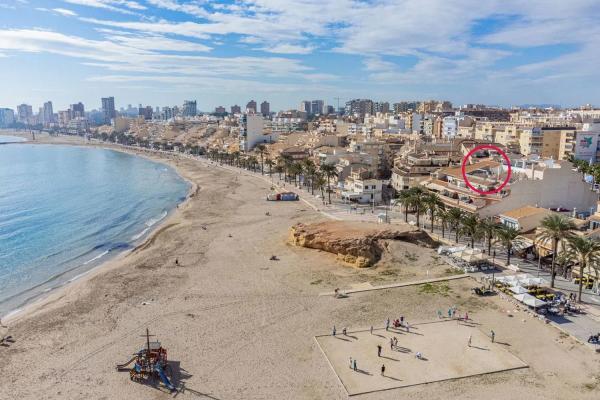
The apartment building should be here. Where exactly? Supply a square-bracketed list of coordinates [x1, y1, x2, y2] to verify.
[340, 169, 384, 204]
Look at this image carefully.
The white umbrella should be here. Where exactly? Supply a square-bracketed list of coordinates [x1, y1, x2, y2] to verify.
[510, 285, 528, 294]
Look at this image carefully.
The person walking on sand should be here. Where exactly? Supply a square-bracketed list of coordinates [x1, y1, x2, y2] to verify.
[468, 334, 472, 347]
[390, 337, 394, 350]
[175, 258, 179, 265]
[377, 344, 382, 357]
[465, 311, 469, 321]
[349, 357, 353, 369]
[491, 330, 495, 343]
[381, 364, 386, 376]
[353, 359, 357, 371]
[342, 327, 347, 336]
[333, 326, 336, 336]
[385, 318, 390, 331]
[370, 325, 373, 335]
[448, 308, 452, 318]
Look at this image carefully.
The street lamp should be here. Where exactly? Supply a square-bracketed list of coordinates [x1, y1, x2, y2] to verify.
[491, 250, 497, 290]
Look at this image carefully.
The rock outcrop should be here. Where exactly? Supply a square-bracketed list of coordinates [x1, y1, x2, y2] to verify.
[288, 221, 435, 268]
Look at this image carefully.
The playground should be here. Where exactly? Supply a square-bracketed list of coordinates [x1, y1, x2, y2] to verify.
[315, 319, 528, 396]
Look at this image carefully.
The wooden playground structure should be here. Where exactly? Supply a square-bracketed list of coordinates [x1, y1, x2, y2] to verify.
[116, 328, 176, 392]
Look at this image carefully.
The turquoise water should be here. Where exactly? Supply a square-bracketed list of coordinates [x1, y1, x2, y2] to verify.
[0, 144, 189, 315]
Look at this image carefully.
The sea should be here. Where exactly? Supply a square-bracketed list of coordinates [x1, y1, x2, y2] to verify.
[0, 137, 190, 316]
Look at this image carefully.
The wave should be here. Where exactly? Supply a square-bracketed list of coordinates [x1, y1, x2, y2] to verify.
[82, 250, 109, 265]
[131, 210, 168, 240]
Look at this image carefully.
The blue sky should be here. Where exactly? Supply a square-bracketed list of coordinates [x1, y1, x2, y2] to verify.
[0, 0, 599, 111]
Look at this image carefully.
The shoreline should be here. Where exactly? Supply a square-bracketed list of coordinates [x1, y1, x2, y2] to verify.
[2, 136, 197, 324]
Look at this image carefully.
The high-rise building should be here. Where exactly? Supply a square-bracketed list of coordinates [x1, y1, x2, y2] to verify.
[300, 101, 311, 114]
[260, 101, 270, 116]
[138, 106, 153, 120]
[393, 101, 419, 113]
[182, 100, 197, 117]
[0, 108, 15, 127]
[374, 102, 390, 114]
[345, 99, 374, 117]
[231, 105, 241, 114]
[246, 100, 257, 114]
[16, 104, 33, 123]
[101, 96, 116, 124]
[311, 100, 324, 115]
[215, 106, 226, 114]
[42, 101, 54, 124]
[70, 102, 85, 119]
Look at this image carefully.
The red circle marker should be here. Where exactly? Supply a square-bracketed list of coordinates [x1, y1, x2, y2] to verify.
[461, 145, 511, 195]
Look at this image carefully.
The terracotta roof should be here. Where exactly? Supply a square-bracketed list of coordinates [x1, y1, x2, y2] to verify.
[499, 205, 550, 220]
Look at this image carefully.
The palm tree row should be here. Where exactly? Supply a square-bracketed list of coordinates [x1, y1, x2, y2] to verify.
[395, 189, 599, 303]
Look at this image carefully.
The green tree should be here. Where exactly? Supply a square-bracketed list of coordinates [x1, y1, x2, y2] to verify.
[460, 214, 481, 248]
[536, 214, 576, 288]
[421, 192, 443, 233]
[256, 144, 266, 175]
[566, 236, 600, 302]
[303, 159, 317, 194]
[479, 217, 498, 255]
[495, 225, 520, 265]
[265, 157, 275, 176]
[447, 208, 465, 243]
[396, 189, 413, 223]
[320, 163, 338, 204]
[408, 187, 426, 227]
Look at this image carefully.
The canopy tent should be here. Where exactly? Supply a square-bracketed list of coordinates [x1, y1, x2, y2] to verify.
[453, 248, 488, 264]
[518, 277, 547, 287]
[513, 293, 547, 308]
[496, 276, 519, 284]
[509, 285, 528, 294]
[523, 296, 547, 308]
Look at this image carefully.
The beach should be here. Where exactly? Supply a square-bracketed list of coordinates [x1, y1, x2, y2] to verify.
[1, 133, 599, 399]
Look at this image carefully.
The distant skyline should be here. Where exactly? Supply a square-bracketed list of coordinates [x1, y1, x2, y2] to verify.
[1, 1, 599, 111]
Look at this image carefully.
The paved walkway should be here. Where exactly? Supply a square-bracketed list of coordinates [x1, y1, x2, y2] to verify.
[319, 274, 469, 296]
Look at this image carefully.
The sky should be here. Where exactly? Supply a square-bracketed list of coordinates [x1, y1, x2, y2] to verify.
[0, 0, 599, 112]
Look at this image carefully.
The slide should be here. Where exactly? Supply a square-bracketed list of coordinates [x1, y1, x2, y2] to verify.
[116, 356, 137, 370]
[155, 363, 176, 392]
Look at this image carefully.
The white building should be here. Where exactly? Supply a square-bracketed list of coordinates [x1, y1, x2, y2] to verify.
[341, 169, 383, 204]
[442, 116, 458, 138]
[239, 114, 279, 151]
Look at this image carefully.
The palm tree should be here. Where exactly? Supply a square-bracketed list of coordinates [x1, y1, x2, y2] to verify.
[447, 208, 464, 243]
[303, 159, 317, 194]
[314, 172, 327, 204]
[495, 225, 520, 265]
[256, 144, 266, 175]
[421, 192, 443, 233]
[460, 214, 481, 248]
[320, 163, 338, 204]
[408, 187, 425, 227]
[536, 214, 576, 288]
[396, 189, 413, 223]
[566, 236, 600, 302]
[479, 217, 497, 255]
[265, 157, 274, 176]
[437, 209, 450, 238]
[281, 154, 293, 182]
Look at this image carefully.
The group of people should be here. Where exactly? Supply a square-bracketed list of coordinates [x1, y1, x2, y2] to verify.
[386, 317, 410, 332]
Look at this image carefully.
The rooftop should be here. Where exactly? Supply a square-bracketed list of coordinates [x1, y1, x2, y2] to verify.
[500, 205, 551, 220]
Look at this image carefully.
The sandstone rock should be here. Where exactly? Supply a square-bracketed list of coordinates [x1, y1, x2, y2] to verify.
[288, 221, 435, 268]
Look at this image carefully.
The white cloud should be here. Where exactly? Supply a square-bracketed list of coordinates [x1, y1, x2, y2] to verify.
[52, 8, 78, 16]
[62, 0, 145, 15]
[257, 43, 316, 55]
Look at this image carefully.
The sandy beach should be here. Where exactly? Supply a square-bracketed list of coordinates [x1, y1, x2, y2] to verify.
[1, 133, 599, 399]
